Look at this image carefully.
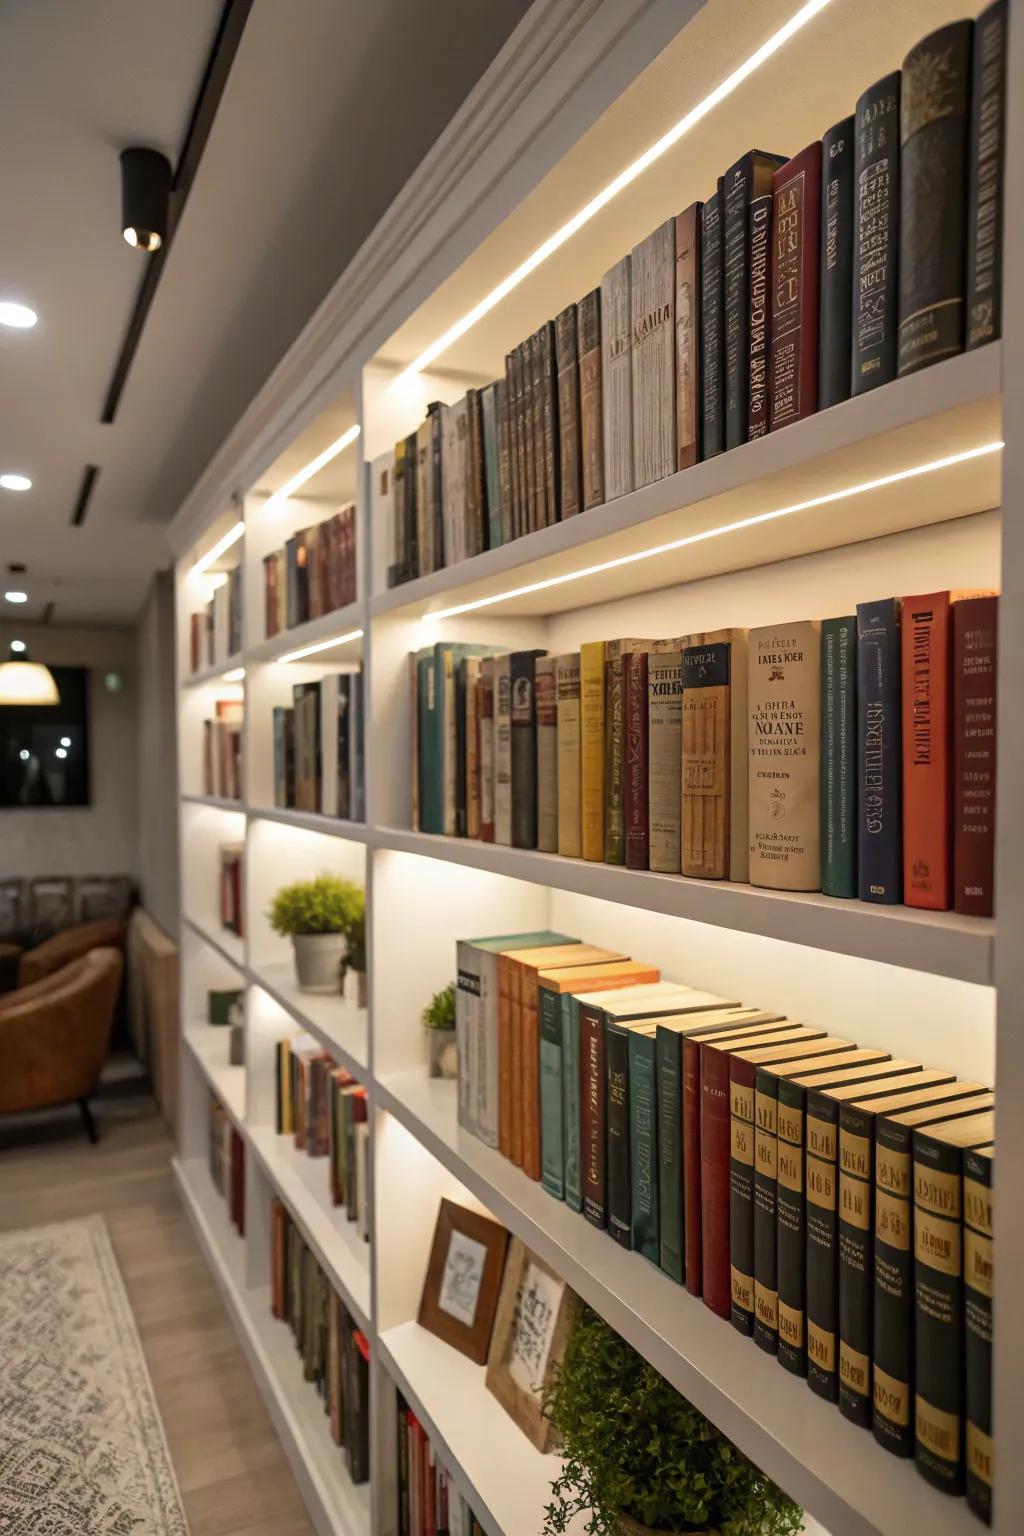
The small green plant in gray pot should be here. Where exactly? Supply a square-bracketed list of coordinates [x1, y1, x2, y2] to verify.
[268, 875, 364, 996]
[422, 983, 457, 1078]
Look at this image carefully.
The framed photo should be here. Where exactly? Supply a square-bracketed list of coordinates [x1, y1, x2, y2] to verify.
[485, 1238, 579, 1451]
[418, 1198, 509, 1364]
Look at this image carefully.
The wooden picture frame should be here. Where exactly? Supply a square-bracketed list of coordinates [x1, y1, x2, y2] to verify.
[418, 1198, 510, 1364]
[485, 1238, 579, 1451]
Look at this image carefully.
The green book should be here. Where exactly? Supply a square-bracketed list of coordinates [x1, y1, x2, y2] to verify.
[540, 987, 566, 1198]
[208, 987, 243, 1025]
[416, 647, 438, 832]
[629, 1028, 659, 1262]
[821, 617, 857, 897]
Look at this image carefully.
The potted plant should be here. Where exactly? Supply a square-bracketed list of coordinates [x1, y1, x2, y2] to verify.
[341, 902, 368, 1008]
[422, 983, 457, 1078]
[542, 1307, 802, 1536]
[268, 875, 364, 995]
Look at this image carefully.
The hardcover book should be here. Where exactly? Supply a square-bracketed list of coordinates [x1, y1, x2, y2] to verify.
[605, 639, 654, 865]
[415, 416, 436, 577]
[966, 1, 1006, 350]
[700, 188, 725, 458]
[494, 655, 513, 846]
[964, 1143, 994, 1521]
[555, 653, 582, 857]
[539, 320, 559, 525]
[505, 351, 521, 538]
[624, 650, 649, 870]
[602, 256, 634, 500]
[681, 630, 749, 881]
[821, 617, 857, 897]
[555, 303, 582, 518]
[747, 620, 821, 890]
[631, 219, 676, 486]
[898, 22, 972, 376]
[901, 592, 961, 908]
[675, 203, 702, 468]
[953, 595, 998, 916]
[852, 73, 901, 394]
[578, 289, 605, 510]
[723, 150, 786, 449]
[479, 659, 496, 842]
[535, 655, 558, 854]
[819, 116, 855, 409]
[497, 376, 513, 545]
[464, 658, 482, 840]
[747, 194, 773, 439]
[857, 599, 902, 903]
[769, 142, 822, 430]
[480, 382, 503, 550]
[647, 644, 686, 873]
[511, 651, 547, 849]
[528, 331, 545, 530]
[580, 641, 606, 861]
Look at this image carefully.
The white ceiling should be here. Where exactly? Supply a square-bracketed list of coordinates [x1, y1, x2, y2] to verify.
[0, 0, 529, 626]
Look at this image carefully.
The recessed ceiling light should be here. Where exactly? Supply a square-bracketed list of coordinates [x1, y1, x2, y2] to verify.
[0, 301, 37, 330]
[4, 591, 28, 604]
[10, 640, 25, 653]
[59, 736, 71, 747]
[55, 747, 68, 760]
[0, 474, 31, 492]
[19, 749, 29, 762]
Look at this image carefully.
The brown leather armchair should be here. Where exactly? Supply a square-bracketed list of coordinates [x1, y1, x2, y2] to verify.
[0, 948, 124, 1140]
[18, 917, 125, 987]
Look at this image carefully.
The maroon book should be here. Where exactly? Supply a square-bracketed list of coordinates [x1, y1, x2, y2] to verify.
[230, 1129, 245, 1235]
[624, 651, 649, 870]
[953, 595, 998, 915]
[769, 142, 822, 431]
[580, 1003, 607, 1229]
[263, 554, 279, 640]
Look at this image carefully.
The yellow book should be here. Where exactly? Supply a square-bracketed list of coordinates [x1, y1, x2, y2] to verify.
[580, 641, 605, 861]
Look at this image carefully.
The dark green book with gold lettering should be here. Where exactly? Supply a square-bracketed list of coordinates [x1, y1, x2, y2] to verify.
[821, 617, 857, 897]
[965, 1142, 994, 1522]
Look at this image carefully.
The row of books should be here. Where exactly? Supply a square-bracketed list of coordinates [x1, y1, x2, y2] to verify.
[190, 565, 243, 671]
[263, 506, 357, 638]
[275, 1035, 370, 1237]
[270, 1200, 370, 1483]
[454, 934, 994, 1518]
[202, 698, 242, 802]
[383, 6, 1005, 588]
[397, 1395, 485, 1536]
[219, 843, 244, 938]
[208, 1094, 245, 1235]
[413, 593, 997, 914]
[273, 668, 365, 820]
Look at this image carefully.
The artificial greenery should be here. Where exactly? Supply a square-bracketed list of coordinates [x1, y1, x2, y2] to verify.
[268, 875, 364, 939]
[421, 983, 456, 1032]
[344, 907, 366, 973]
[542, 1307, 803, 1536]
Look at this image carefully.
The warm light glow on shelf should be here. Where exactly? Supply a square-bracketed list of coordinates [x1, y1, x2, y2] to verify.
[424, 440, 1004, 620]
[222, 667, 245, 683]
[192, 520, 244, 577]
[275, 628, 364, 664]
[262, 424, 361, 516]
[398, 0, 833, 381]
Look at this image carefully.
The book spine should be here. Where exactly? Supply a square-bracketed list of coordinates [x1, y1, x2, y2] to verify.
[722, 156, 751, 451]
[481, 383, 502, 551]
[631, 219, 676, 487]
[624, 650, 649, 870]
[872, 1132, 915, 1456]
[683, 1035, 704, 1295]
[966, 1, 1006, 351]
[466, 662, 481, 840]
[479, 665, 495, 842]
[476, 952, 500, 1149]
[497, 376, 513, 546]
[769, 145, 821, 430]
[520, 341, 536, 535]
[556, 654, 582, 858]
[964, 1149, 993, 1522]
[539, 320, 560, 523]
[580, 642, 605, 861]
[857, 599, 903, 903]
[455, 943, 480, 1136]
[853, 74, 901, 394]
[509, 962, 525, 1166]
[700, 190, 724, 458]
[539, 986, 565, 1199]
[604, 645, 627, 865]
[534, 656, 558, 853]
[581, 1005, 607, 1228]
[530, 331, 549, 528]
[914, 1147, 966, 1491]
[747, 194, 773, 439]
[819, 117, 855, 409]
[776, 1094, 807, 1374]
[493, 658, 512, 846]
[953, 595, 997, 915]
[747, 620, 821, 890]
[821, 617, 858, 897]
[444, 652, 459, 836]
[700, 1044, 733, 1317]
[454, 661, 468, 838]
[606, 1024, 633, 1248]
[647, 650, 683, 873]
[629, 1032, 658, 1262]
[675, 203, 702, 469]
[578, 290, 604, 510]
[563, 997, 584, 1212]
[555, 304, 582, 518]
[753, 1084, 780, 1352]
[504, 354, 520, 541]
[898, 22, 972, 376]
[902, 594, 952, 908]
[657, 1028, 684, 1281]
[682, 641, 730, 879]
[602, 256, 634, 500]
[837, 1115, 874, 1426]
[521, 974, 543, 1181]
[805, 1110, 839, 1400]
[729, 1064, 757, 1333]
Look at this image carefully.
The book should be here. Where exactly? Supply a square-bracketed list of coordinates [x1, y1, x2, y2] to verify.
[747, 620, 821, 890]
[682, 630, 749, 881]
[819, 116, 855, 409]
[902, 592, 958, 909]
[602, 256, 634, 500]
[914, 1111, 995, 1493]
[964, 1143, 994, 1521]
[479, 659, 496, 842]
[700, 188, 725, 459]
[578, 289, 604, 510]
[536, 656, 558, 854]
[480, 382, 503, 550]
[497, 377, 513, 545]
[467, 387, 488, 555]
[510, 650, 547, 849]
[415, 416, 435, 577]
[631, 219, 676, 486]
[624, 649, 649, 870]
[953, 595, 998, 915]
[464, 657, 482, 840]
[857, 599, 902, 903]
[538, 320, 559, 525]
[528, 330, 546, 530]
[747, 194, 773, 439]
[443, 400, 467, 568]
[871, 1091, 993, 1457]
[604, 639, 654, 865]
[769, 142, 821, 429]
[580, 641, 606, 861]
[555, 303, 582, 518]
[966, 1, 1006, 350]
[399, 433, 419, 580]
[898, 22, 972, 376]
[647, 645, 685, 873]
[494, 655, 513, 846]
[675, 203, 702, 468]
[555, 654, 582, 858]
[853, 73, 901, 394]
[723, 151, 786, 449]
[505, 352, 520, 539]
[821, 617, 857, 898]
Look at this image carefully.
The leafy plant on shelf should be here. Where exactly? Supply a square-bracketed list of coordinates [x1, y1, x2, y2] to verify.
[268, 874, 364, 938]
[421, 984, 455, 1031]
[542, 1306, 802, 1536]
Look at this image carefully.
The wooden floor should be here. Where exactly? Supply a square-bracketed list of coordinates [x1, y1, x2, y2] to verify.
[0, 1082, 317, 1536]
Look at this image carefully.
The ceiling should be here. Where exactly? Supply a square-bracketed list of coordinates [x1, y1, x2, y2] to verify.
[0, 0, 530, 626]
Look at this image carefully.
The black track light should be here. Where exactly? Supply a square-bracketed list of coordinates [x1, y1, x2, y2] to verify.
[120, 147, 172, 253]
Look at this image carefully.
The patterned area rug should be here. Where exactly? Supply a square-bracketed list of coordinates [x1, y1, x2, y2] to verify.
[0, 1214, 189, 1533]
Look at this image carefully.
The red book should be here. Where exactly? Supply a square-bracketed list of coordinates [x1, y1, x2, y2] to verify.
[902, 591, 954, 908]
[953, 595, 998, 915]
[345, 504, 357, 606]
[230, 1129, 245, 1235]
[769, 142, 822, 431]
[624, 652, 649, 870]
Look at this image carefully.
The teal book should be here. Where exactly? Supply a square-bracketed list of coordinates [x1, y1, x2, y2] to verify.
[821, 616, 857, 897]
[540, 987, 566, 1198]
[657, 1022, 686, 1281]
[629, 1029, 659, 1262]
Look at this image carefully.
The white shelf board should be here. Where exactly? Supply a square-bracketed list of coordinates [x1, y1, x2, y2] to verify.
[248, 602, 365, 666]
[379, 1320, 569, 1536]
[247, 1123, 372, 1332]
[250, 958, 369, 1074]
[181, 792, 244, 812]
[370, 347, 1000, 620]
[182, 913, 246, 973]
[184, 653, 244, 687]
[173, 1157, 370, 1536]
[183, 1022, 246, 1129]
[249, 806, 368, 842]
[372, 828, 994, 986]
[373, 1072, 972, 1536]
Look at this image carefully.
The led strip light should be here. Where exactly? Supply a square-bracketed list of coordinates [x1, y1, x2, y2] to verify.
[262, 424, 361, 516]
[275, 628, 364, 664]
[192, 519, 244, 576]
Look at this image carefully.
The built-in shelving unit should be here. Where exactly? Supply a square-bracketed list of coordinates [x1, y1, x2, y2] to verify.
[169, 2, 1021, 1534]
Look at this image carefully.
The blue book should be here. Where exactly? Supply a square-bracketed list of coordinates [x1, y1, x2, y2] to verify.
[856, 598, 902, 903]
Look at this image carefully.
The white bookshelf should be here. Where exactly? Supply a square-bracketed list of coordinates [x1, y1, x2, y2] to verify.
[169, 1, 1020, 1534]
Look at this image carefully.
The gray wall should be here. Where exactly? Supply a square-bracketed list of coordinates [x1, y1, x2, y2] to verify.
[136, 571, 179, 938]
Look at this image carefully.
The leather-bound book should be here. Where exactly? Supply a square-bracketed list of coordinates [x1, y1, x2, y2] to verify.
[852, 73, 901, 394]
[577, 290, 604, 510]
[964, 1143, 994, 1521]
[681, 630, 749, 881]
[857, 598, 902, 903]
[479, 659, 496, 843]
[504, 353, 521, 540]
[647, 642, 687, 874]
[819, 116, 855, 409]
[967, 1, 1007, 351]
[580, 641, 605, 861]
[674, 202, 702, 468]
[529, 330, 547, 530]
[539, 319, 559, 523]
[604, 639, 653, 865]
[510, 650, 547, 850]
[821, 617, 857, 897]
[555, 653, 582, 857]
[953, 595, 998, 915]
[555, 304, 582, 517]
[902, 592, 957, 909]
[495, 377, 512, 545]
[602, 256, 634, 500]
[747, 620, 821, 890]
[535, 656, 558, 854]
[723, 150, 786, 448]
[631, 219, 676, 487]
[700, 186, 725, 458]
[624, 649, 649, 871]
[769, 142, 822, 430]
[747, 194, 773, 439]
